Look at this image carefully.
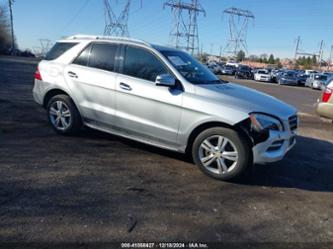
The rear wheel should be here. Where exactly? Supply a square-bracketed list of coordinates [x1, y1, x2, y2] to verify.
[47, 94, 82, 135]
[192, 127, 252, 181]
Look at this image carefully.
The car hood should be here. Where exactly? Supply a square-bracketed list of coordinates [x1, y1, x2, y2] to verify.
[195, 83, 297, 120]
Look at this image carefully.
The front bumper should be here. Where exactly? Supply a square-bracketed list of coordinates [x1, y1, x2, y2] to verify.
[256, 76, 271, 82]
[252, 116, 298, 164]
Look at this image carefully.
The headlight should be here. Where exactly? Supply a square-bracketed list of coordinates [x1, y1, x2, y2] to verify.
[249, 113, 283, 132]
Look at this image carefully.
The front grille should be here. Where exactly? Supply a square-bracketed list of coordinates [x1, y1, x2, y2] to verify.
[288, 115, 298, 131]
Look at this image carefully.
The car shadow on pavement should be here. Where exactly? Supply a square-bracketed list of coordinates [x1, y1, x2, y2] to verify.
[79, 128, 333, 193]
[243, 136, 333, 192]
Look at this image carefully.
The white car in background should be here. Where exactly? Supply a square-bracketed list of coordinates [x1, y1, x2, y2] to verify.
[254, 69, 271, 82]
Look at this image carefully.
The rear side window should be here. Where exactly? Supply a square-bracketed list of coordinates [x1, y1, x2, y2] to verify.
[73, 44, 92, 66]
[123, 46, 168, 82]
[88, 43, 118, 72]
[45, 42, 78, 60]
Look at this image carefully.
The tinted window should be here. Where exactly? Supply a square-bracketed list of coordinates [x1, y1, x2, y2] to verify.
[45, 42, 78, 60]
[88, 43, 118, 72]
[123, 46, 168, 82]
[73, 44, 92, 66]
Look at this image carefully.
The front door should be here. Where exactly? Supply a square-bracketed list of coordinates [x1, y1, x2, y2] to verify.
[115, 45, 183, 147]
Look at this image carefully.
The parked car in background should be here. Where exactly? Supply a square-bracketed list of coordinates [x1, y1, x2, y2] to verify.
[316, 77, 333, 119]
[207, 64, 222, 75]
[305, 70, 318, 75]
[277, 71, 298, 86]
[235, 65, 252, 79]
[296, 73, 309, 86]
[33, 35, 298, 181]
[271, 69, 283, 83]
[221, 65, 236, 75]
[306, 73, 328, 89]
[254, 69, 271, 82]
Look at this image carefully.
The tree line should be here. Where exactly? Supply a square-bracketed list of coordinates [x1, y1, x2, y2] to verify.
[0, 4, 12, 54]
[236, 50, 282, 67]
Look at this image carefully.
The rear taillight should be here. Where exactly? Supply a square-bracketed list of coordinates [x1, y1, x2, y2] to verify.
[34, 66, 42, 80]
[322, 88, 332, 103]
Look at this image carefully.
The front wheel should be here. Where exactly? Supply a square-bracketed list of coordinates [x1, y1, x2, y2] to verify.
[192, 127, 252, 181]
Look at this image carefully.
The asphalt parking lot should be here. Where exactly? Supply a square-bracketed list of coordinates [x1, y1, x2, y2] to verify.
[0, 57, 332, 244]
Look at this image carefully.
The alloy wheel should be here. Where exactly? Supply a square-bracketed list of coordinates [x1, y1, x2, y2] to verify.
[198, 135, 239, 175]
[49, 101, 72, 131]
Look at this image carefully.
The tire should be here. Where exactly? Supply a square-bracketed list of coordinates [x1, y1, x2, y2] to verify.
[192, 127, 252, 181]
[47, 94, 82, 135]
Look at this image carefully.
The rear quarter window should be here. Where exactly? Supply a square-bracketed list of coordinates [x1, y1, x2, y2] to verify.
[45, 42, 78, 60]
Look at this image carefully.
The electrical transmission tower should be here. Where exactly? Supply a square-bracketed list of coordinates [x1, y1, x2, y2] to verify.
[294, 36, 324, 64]
[164, 0, 206, 55]
[103, 0, 131, 37]
[223, 7, 254, 56]
[328, 45, 333, 71]
[33, 39, 53, 57]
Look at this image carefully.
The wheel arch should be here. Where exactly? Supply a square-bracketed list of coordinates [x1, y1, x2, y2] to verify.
[43, 88, 72, 108]
[185, 120, 254, 156]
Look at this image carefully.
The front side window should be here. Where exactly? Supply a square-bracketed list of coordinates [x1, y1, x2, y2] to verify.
[161, 50, 220, 84]
[123, 46, 168, 82]
[88, 43, 118, 72]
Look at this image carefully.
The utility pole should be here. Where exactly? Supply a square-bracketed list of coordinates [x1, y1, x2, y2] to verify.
[210, 43, 214, 55]
[8, 0, 15, 54]
[223, 7, 254, 57]
[164, 0, 206, 55]
[103, 0, 131, 37]
[294, 36, 300, 61]
[318, 40, 324, 68]
[328, 45, 333, 71]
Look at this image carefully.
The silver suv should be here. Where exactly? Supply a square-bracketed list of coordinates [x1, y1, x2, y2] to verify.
[33, 35, 298, 181]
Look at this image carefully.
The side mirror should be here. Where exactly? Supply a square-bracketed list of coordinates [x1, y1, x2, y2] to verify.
[155, 74, 176, 87]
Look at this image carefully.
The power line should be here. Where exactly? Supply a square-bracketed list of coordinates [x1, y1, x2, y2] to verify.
[164, 0, 205, 56]
[60, 0, 91, 33]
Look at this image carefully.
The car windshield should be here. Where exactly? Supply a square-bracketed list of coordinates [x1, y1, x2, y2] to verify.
[258, 70, 268, 74]
[161, 50, 223, 84]
[315, 75, 327, 81]
[284, 72, 296, 77]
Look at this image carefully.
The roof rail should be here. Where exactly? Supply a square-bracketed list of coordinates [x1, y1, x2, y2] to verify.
[65, 34, 151, 47]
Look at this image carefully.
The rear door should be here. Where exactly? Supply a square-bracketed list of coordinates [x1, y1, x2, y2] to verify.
[114, 45, 183, 147]
[64, 42, 121, 126]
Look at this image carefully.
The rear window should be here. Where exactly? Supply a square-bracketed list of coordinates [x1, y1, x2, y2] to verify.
[45, 42, 78, 60]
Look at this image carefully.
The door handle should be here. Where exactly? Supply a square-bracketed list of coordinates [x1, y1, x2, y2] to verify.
[120, 82, 132, 91]
[68, 71, 78, 78]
